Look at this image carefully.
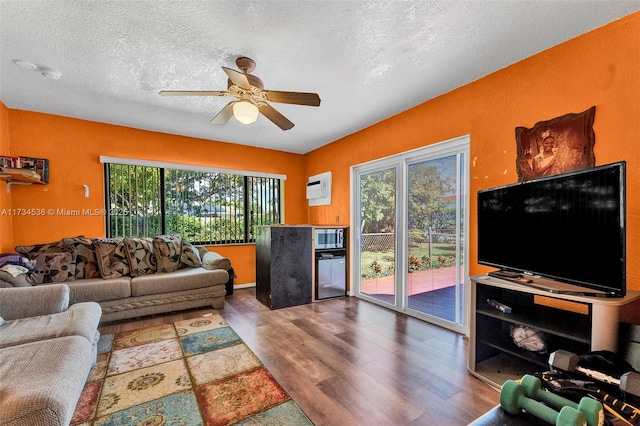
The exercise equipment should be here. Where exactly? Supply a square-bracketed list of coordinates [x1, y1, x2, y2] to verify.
[621, 373, 640, 401]
[549, 350, 640, 399]
[500, 380, 587, 425]
[540, 371, 640, 425]
[549, 350, 620, 385]
[594, 390, 640, 425]
[520, 374, 604, 426]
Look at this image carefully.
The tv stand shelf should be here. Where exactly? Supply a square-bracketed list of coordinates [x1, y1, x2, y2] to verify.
[476, 303, 591, 343]
[469, 275, 640, 390]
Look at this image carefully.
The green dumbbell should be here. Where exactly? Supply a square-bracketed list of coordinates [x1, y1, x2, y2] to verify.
[520, 374, 604, 426]
[500, 380, 587, 426]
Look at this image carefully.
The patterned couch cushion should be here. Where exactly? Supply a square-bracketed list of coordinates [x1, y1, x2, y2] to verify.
[180, 240, 202, 268]
[62, 236, 101, 279]
[123, 237, 157, 277]
[94, 238, 130, 279]
[16, 239, 78, 284]
[15, 239, 69, 258]
[26, 252, 76, 284]
[152, 234, 183, 273]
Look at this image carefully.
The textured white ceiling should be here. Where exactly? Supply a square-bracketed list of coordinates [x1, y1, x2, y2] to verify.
[1, 1, 639, 154]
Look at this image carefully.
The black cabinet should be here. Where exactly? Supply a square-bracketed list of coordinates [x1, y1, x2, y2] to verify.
[469, 276, 640, 389]
[256, 225, 313, 309]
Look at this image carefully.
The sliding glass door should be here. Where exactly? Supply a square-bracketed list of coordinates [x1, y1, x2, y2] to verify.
[406, 155, 465, 326]
[352, 136, 469, 334]
[358, 167, 398, 305]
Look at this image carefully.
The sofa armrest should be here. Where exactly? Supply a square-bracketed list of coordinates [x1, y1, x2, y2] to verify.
[0, 270, 32, 288]
[0, 284, 70, 320]
[201, 251, 232, 271]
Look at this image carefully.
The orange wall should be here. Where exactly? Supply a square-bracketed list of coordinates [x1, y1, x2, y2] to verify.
[4, 12, 640, 298]
[0, 102, 11, 251]
[306, 13, 640, 295]
[4, 112, 307, 284]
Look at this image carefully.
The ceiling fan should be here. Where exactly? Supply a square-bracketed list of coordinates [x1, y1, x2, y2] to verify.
[159, 57, 321, 131]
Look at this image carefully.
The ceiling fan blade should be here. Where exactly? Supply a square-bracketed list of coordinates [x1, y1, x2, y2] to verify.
[259, 103, 294, 130]
[210, 102, 235, 125]
[264, 90, 321, 107]
[222, 67, 251, 90]
[159, 90, 228, 97]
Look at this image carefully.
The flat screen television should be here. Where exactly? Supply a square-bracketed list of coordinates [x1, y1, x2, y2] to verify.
[477, 161, 626, 297]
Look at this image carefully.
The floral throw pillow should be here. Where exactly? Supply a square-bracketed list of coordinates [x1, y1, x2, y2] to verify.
[123, 237, 157, 277]
[152, 234, 183, 273]
[94, 238, 130, 279]
[180, 240, 202, 268]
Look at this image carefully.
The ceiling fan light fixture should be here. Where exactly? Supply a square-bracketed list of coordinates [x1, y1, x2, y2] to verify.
[233, 101, 259, 124]
[160, 57, 318, 130]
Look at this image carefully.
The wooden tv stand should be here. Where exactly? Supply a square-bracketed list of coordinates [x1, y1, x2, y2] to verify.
[468, 275, 640, 390]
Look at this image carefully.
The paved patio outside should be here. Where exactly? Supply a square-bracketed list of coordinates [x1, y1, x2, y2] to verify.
[360, 265, 461, 295]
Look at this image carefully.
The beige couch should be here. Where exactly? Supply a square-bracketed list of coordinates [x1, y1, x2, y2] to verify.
[0, 235, 232, 323]
[0, 284, 102, 426]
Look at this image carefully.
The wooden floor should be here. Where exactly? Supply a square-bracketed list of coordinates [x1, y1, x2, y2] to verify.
[99, 287, 499, 425]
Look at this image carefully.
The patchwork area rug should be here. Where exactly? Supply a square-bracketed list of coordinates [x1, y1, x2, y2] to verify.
[71, 314, 314, 425]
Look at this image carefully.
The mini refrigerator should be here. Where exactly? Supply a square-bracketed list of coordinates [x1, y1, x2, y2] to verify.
[315, 249, 347, 300]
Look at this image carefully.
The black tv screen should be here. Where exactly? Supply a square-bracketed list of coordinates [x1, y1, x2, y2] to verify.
[477, 161, 626, 297]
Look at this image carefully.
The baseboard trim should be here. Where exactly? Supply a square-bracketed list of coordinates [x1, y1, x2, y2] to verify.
[233, 283, 256, 289]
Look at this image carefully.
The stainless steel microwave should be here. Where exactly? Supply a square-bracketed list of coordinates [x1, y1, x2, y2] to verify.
[315, 228, 344, 249]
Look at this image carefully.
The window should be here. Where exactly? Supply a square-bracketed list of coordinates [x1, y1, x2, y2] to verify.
[103, 159, 282, 244]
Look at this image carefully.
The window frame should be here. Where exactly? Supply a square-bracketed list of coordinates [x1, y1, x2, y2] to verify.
[100, 156, 285, 245]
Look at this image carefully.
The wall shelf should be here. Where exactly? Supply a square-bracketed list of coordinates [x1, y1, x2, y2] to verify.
[0, 171, 46, 193]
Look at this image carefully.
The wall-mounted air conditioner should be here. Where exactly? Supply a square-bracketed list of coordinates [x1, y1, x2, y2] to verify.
[306, 171, 331, 206]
